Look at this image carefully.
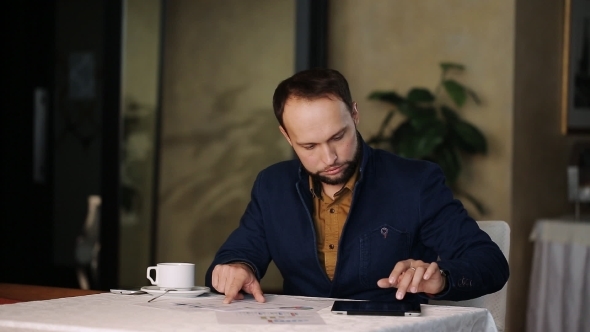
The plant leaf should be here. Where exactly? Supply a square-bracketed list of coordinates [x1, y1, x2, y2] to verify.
[452, 120, 487, 154]
[367, 110, 395, 148]
[443, 80, 467, 107]
[392, 116, 445, 159]
[409, 107, 437, 131]
[407, 88, 435, 103]
[413, 121, 446, 158]
[368, 91, 405, 106]
[440, 62, 465, 73]
[440, 105, 460, 123]
[390, 121, 418, 157]
[433, 144, 461, 184]
[377, 110, 395, 132]
[466, 89, 481, 105]
[397, 102, 417, 118]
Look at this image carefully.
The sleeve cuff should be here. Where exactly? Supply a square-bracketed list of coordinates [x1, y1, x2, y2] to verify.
[225, 260, 259, 279]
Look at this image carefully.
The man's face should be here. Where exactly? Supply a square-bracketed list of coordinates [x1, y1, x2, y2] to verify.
[280, 96, 360, 186]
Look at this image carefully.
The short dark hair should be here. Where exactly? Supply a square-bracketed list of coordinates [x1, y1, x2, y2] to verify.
[272, 68, 354, 128]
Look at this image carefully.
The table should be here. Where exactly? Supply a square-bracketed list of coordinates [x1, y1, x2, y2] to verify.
[526, 218, 590, 332]
[0, 283, 103, 303]
[0, 284, 496, 332]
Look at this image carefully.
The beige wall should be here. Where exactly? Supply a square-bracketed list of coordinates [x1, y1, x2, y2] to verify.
[157, 0, 295, 290]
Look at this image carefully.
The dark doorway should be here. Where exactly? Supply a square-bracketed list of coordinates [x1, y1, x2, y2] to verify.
[0, 0, 65, 286]
[1, 0, 122, 290]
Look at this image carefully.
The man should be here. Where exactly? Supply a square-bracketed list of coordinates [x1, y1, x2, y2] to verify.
[205, 68, 509, 304]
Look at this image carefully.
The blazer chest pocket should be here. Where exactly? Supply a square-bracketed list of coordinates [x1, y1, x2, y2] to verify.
[359, 224, 410, 287]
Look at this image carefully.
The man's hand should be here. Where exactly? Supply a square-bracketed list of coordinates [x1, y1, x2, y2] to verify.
[377, 259, 446, 300]
[211, 263, 265, 304]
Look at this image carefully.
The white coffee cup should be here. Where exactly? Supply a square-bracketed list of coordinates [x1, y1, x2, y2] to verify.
[146, 263, 195, 290]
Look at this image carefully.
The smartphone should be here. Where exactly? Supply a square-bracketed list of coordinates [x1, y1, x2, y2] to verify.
[331, 300, 421, 316]
[109, 288, 147, 295]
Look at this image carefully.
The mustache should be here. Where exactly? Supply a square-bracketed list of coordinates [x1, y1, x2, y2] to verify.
[322, 163, 347, 172]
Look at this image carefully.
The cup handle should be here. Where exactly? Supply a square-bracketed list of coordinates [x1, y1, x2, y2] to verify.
[146, 266, 157, 285]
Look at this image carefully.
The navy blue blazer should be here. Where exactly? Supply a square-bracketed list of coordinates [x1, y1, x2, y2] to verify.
[205, 139, 509, 302]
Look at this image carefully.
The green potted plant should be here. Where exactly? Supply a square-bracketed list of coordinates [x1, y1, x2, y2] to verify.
[367, 62, 487, 214]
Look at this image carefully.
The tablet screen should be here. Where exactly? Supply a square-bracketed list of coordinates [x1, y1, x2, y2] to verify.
[331, 300, 421, 316]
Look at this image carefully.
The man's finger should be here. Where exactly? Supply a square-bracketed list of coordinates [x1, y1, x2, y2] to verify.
[410, 267, 425, 293]
[395, 268, 415, 300]
[388, 260, 411, 286]
[211, 266, 219, 290]
[376, 278, 393, 288]
[250, 282, 266, 303]
[223, 292, 240, 304]
[217, 268, 228, 293]
[423, 262, 439, 280]
[223, 278, 243, 304]
[213, 265, 228, 293]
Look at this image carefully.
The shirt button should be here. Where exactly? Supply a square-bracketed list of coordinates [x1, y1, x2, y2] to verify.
[329, 208, 335, 213]
[329, 244, 335, 249]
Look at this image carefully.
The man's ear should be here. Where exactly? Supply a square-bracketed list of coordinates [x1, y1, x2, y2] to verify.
[352, 102, 360, 125]
[279, 125, 292, 146]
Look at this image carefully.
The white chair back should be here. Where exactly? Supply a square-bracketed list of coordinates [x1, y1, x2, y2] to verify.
[430, 220, 510, 331]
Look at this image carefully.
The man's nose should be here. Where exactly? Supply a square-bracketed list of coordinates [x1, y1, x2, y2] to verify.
[321, 145, 337, 165]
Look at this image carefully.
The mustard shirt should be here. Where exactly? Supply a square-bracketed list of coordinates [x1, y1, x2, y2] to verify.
[310, 167, 359, 280]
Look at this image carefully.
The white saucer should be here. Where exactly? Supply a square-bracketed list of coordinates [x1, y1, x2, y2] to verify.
[140, 286, 210, 298]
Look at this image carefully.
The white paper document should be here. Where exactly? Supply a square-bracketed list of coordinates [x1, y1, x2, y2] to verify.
[136, 294, 331, 325]
[138, 294, 334, 313]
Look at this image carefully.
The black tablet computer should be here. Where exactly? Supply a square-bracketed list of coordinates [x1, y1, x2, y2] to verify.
[331, 300, 421, 316]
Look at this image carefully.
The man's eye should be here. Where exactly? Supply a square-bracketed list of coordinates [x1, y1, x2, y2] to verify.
[303, 145, 315, 150]
[333, 135, 344, 141]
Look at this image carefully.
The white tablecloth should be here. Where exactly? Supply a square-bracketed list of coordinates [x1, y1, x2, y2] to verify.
[526, 219, 590, 332]
[0, 293, 496, 332]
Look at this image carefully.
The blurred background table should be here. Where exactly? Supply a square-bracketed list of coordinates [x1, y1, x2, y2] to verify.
[0, 283, 102, 304]
[526, 218, 590, 332]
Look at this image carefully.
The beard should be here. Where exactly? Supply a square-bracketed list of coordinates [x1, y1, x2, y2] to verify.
[307, 132, 362, 186]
